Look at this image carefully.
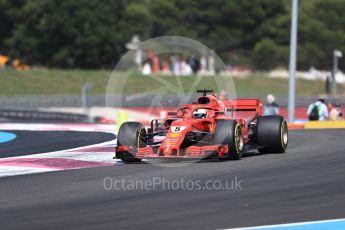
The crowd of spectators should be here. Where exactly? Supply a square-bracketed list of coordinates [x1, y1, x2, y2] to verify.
[141, 52, 216, 76]
[307, 98, 343, 121]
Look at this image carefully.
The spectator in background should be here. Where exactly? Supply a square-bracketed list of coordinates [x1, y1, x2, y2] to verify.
[264, 94, 279, 116]
[187, 56, 195, 73]
[161, 60, 170, 75]
[307, 98, 329, 121]
[327, 102, 343, 121]
[173, 57, 182, 76]
[219, 89, 227, 100]
[188, 56, 200, 74]
[199, 56, 207, 75]
[142, 62, 151, 75]
[325, 75, 331, 95]
[180, 59, 193, 75]
[147, 49, 159, 74]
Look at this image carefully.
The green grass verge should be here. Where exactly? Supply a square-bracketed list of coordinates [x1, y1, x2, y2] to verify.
[0, 68, 344, 97]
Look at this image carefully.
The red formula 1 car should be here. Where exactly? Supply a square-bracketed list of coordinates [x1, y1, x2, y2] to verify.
[115, 89, 288, 162]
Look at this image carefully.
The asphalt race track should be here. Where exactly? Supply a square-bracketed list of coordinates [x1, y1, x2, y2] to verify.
[0, 130, 115, 158]
[0, 129, 345, 229]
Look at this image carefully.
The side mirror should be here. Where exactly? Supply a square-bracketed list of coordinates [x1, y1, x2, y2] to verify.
[150, 119, 166, 132]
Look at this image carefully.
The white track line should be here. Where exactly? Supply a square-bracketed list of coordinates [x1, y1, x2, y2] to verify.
[0, 166, 58, 177]
[221, 218, 345, 229]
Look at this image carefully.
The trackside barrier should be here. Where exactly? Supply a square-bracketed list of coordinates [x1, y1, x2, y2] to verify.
[304, 121, 345, 129]
[0, 109, 88, 122]
[287, 123, 304, 130]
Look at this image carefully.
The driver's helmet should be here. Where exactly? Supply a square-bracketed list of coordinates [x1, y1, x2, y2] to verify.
[193, 109, 207, 119]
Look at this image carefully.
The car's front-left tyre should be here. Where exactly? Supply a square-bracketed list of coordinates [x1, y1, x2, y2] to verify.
[116, 122, 146, 162]
[213, 120, 243, 160]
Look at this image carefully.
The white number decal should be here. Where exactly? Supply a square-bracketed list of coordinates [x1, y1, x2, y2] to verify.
[170, 126, 186, 133]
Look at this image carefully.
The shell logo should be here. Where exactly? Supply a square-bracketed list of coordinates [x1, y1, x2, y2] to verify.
[168, 132, 181, 138]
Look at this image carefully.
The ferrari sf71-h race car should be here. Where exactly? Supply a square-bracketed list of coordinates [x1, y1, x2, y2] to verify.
[115, 89, 288, 162]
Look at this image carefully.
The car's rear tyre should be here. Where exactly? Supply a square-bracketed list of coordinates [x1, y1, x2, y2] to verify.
[213, 120, 243, 160]
[117, 122, 146, 162]
[257, 115, 288, 154]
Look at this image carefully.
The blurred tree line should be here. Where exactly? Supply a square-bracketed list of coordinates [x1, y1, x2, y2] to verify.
[0, 0, 344, 70]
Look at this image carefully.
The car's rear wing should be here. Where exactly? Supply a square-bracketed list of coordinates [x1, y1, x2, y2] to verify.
[222, 99, 263, 117]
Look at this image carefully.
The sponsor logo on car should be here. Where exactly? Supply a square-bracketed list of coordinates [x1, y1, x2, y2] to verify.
[168, 132, 181, 138]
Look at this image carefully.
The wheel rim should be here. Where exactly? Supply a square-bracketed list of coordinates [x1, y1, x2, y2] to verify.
[281, 122, 288, 146]
[137, 127, 146, 148]
[235, 125, 243, 152]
